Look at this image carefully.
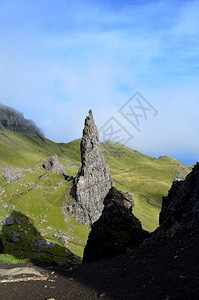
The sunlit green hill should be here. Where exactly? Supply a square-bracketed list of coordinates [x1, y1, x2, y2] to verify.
[0, 128, 191, 264]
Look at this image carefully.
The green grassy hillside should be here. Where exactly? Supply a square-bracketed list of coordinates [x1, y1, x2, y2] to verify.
[0, 129, 191, 263]
[101, 142, 190, 232]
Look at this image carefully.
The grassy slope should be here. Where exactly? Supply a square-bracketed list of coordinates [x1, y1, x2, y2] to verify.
[0, 129, 191, 263]
[101, 142, 190, 232]
[0, 129, 87, 263]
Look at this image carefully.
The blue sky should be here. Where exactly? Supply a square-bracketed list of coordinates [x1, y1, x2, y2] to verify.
[0, 0, 199, 165]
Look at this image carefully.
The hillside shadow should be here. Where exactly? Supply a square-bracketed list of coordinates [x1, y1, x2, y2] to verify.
[0, 210, 79, 265]
[0, 210, 197, 299]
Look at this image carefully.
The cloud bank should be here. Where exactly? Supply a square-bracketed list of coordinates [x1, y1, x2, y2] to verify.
[0, 0, 199, 165]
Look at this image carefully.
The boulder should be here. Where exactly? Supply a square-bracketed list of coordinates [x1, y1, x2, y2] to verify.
[43, 155, 72, 181]
[69, 110, 114, 227]
[3, 167, 23, 184]
[3, 217, 14, 226]
[83, 187, 149, 263]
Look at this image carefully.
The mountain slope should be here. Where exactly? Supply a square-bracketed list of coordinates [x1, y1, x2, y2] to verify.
[0, 125, 191, 262]
[101, 142, 191, 231]
[0, 103, 41, 136]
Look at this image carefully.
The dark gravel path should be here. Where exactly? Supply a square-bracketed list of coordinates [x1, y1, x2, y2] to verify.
[0, 225, 198, 300]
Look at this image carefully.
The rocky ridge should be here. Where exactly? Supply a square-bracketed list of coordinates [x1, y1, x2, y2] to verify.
[142, 162, 199, 244]
[68, 110, 114, 227]
[159, 162, 199, 229]
[0, 103, 42, 136]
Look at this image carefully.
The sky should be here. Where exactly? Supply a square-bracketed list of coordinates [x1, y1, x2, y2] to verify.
[0, 0, 199, 166]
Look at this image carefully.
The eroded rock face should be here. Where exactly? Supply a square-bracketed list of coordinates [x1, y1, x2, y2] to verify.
[150, 163, 199, 241]
[0, 103, 42, 136]
[159, 163, 199, 228]
[69, 110, 114, 227]
[83, 187, 149, 263]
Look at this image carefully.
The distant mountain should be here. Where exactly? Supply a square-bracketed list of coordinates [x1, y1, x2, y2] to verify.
[0, 104, 42, 136]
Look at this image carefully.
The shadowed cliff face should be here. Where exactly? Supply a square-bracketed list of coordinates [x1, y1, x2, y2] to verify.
[159, 162, 199, 229]
[69, 110, 114, 227]
[0, 104, 42, 136]
[83, 187, 149, 263]
[147, 162, 199, 242]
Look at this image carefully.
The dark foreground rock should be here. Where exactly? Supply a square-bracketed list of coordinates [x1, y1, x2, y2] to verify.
[69, 110, 114, 227]
[160, 162, 199, 228]
[0, 224, 198, 300]
[147, 162, 199, 243]
[0, 238, 3, 253]
[83, 187, 149, 263]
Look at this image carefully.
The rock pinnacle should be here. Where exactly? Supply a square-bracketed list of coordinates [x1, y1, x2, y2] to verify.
[68, 110, 114, 227]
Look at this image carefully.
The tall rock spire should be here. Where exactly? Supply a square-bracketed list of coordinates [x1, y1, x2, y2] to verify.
[68, 109, 114, 227]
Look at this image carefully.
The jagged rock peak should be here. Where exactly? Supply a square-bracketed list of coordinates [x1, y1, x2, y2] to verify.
[83, 187, 149, 263]
[80, 108, 99, 166]
[150, 162, 199, 241]
[0, 103, 42, 136]
[68, 110, 114, 227]
[159, 162, 199, 228]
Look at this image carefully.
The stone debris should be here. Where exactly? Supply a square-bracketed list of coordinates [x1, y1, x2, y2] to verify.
[35, 240, 55, 249]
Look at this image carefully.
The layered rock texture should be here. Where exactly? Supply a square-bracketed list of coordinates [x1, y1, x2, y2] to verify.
[69, 110, 114, 227]
[83, 187, 149, 263]
[151, 162, 199, 240]
[42, 155, 72, 181]
[159, 162, 199, 229]
[0, 103, 42, 136]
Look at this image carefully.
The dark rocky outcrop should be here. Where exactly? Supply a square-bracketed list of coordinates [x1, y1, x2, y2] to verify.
[42, 155, 73, 181]
[83, 187, 149, 263]
[160, 162, 199, 228]
[150, 162, 199, 241]
[158, 155, 168, 160]
[0, 103, 42, 136]
[0, 238, 3, 253]
[68, 110, 114, 227]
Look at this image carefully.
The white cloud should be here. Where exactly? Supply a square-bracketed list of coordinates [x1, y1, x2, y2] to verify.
[0, 0, 199, 165]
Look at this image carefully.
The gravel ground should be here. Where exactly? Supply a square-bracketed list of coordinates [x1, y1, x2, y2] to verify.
[0, 225, 198, 300]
